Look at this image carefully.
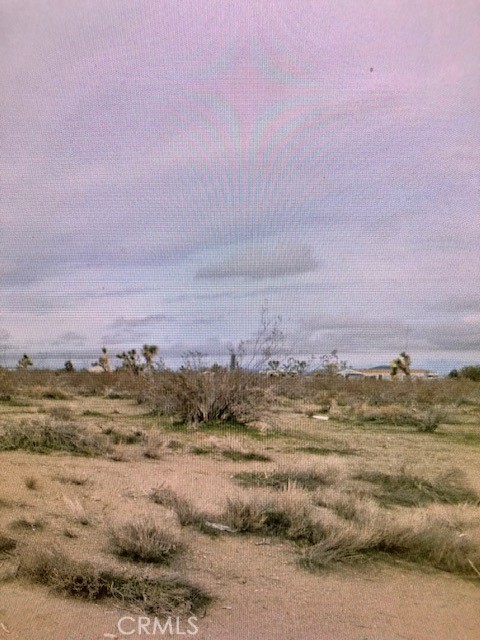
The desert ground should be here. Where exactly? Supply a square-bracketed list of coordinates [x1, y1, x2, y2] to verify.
[0, 370, 479, 640]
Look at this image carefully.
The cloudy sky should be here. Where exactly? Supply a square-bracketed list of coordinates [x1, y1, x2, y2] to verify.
[1, 0, 478, 371]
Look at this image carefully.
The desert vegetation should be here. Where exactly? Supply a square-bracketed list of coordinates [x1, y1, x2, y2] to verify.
[18, 550, 211, 615]
[0, 365, 479, 626]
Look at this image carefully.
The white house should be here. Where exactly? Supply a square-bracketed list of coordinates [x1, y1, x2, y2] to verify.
[342, 367, 438, 380]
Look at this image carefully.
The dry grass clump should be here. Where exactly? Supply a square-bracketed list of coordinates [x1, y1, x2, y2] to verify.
[221, 449, 271, 462]
[0, 533, 17, 554]
[19, 550, 211, 615]
[354, 468, 479, 507]
[301, 508, 480, 577]
[49, 405, 74, 421]
[9, 518, 45, 532]
[274, 375, 480, 408]
[143, 433, 165, 459]
[63, 497, 92, 526]
[222, 490, 322, 544]
[40, 388, 71, 400]
[314, 489, 379, 523]
[102, 427, 146, 445]
[234, 462, 341, 491]
[109, 518, 183, 564]
[0, 420, 109, 456]
[56, 474, 89, 486]
[347, 404, 448, 431]
[294, 445, 356, 456]
[149, 369, 265, 426]
[24, 476, 39, 490]
[150, 486, 208, 529]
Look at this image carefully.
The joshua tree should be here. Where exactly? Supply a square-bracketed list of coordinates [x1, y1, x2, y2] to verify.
[17, 354, 33, 369]
[64, 360, 74, 372]
[116, 349, 143, 375]
[91, 347, 111, 372]
[390, 352, 411, 378]
[141, 344, 159, 370]
[98, 347, 111, 372]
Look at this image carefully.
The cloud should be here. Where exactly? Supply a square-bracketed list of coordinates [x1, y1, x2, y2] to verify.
[51, 332, 86, 347]
[110, 314, 174, 329]
[0, 1, 478, 370]
[197, 245, 317, 280]
[430, 296, 480, 315]
[421, 321, 480, 352]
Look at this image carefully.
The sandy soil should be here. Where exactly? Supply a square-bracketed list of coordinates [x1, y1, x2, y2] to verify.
[0, 395, 479, 639]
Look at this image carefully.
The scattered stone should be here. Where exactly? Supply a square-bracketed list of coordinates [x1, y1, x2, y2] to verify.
[204, 521, 237, 533]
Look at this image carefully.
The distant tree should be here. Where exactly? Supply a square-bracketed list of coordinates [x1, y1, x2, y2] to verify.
[91, 347, 111, 372]
[141, 344, 159, 371]
[390, 352, 411, 378]
[180, 350, 205, 371]
[267, 359, 281, 372]
[64, 360, 74, 372]
[229, 306, 285, 371]
[459, 366, 480, 382]
[17, 354, 33, 369]
[321, 349, 347, 376]
[283, 357, 308, 375]
[448, 369, 459, 378]
[98, 347, 111, 372]
[116, 349, 143, 375]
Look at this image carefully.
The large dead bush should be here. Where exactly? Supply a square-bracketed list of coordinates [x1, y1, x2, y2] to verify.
[148, 369, 266, 425]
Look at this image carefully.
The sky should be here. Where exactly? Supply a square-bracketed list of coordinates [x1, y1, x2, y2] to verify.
[1, 0, 479, 372]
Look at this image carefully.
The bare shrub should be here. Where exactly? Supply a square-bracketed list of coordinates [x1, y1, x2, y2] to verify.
[109, 518, 183, 564]
[148, 369, 266, 426]
[0, 420, 109, 456]
[19, 550, 212, 615]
